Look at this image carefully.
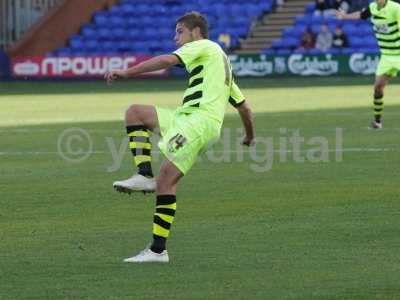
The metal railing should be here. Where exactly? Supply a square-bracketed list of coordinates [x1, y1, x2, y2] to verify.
[0, 0, 63, 50]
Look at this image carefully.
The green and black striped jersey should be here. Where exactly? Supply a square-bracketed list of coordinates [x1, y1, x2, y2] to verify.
[173, 39, 245, 123]
[361, 0, 400, 55]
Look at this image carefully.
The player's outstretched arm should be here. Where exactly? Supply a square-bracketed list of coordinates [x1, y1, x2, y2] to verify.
[236, 102, 255, 146]
[335, 9, 362, 20]
[104, 54, 179, 84]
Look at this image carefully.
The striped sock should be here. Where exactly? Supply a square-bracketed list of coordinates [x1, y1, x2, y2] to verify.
[373, 95, 384, 123]
[126, 125, 153, 177]
[151, 195, 176, 253]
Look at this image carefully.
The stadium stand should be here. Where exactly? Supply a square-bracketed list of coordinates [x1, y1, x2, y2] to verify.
[265, 1, 379, 55]
[50, 0, 275, 57]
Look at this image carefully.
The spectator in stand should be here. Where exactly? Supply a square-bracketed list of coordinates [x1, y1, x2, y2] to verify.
[314, 0, 327, 16]
[334, 0, 350, 12]
[276, 0, 285, 11]
[332, 26, 348, 48]
[325, 0, 350, 16]
[316, 24, 333, 52]
[299, 27, 316, 49]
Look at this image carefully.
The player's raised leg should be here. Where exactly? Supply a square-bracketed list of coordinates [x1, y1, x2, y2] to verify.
[371, 75, 389, 129]
[124, 160, 183, 263]
[113, 104, 159, 193]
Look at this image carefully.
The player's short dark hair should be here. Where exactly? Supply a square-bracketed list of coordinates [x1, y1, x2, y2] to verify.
[176, 11, 209, 39]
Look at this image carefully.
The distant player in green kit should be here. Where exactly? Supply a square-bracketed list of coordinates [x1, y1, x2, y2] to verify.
[337, 0, 400, 129]
[105, 12, 255, 263]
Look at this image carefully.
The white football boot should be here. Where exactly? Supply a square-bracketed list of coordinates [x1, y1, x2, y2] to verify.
[123, 248, 169, 263]
[370, 120, 382, 129]
[113, 174, 156, 194]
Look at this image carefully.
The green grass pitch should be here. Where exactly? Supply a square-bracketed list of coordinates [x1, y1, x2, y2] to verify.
[1, 77, 400, 299]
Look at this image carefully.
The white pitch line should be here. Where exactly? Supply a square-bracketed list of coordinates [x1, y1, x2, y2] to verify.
[0, 148, 396, 156]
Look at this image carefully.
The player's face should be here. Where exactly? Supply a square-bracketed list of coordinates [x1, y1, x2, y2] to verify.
[376, 0, 387, 7]
[175, 23, 194, 47]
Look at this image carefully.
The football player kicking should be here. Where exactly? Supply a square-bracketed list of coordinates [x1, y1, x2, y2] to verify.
[105, 12, 255, 263]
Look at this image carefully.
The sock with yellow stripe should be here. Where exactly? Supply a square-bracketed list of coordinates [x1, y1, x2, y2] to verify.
[151, 195, 176, 253]
[126, 125, 153, 178]
[373, 93, 384, 123]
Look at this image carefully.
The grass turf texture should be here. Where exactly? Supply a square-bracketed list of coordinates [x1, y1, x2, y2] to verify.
[1, 77, 400, 299]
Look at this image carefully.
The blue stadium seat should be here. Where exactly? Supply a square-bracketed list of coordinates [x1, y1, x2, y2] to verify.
[101, 41, 115, 52]
[262, 2, 273, 13]
[271, 39, 285, 49]
[98, 28, 112, 40]
[148, 41, 163, 52]
[349, 37, 364, 48]
[295, 15, 311, 26]
[144, 28, 158, 40]
[364, 37, 378, 47]
[262, 48, 275, 55]
[93, 11, 108, 27]
[81, 24, 98, 39]
[304, 3, 315, 14]
[53, 0, 271, 56]
[69, 36, 84, 50]
[117, 41, 131, 52]
[311, 24, 322, 34]
[326, 18, 343, 27]
[282, 27, 293, 38]
[276, 49, 291, 55]
[341, 47, 358, 54]
[112, 28, 128, 40]
[309, 48, 323, 54]
[293, 25, 307, 35]
[85, 40, 100, 51]
[110, 16, 125, 28]
[342, 24, 357, 35]
[70, 50, 87, 57]
[282, 37, 300, 48]
[110, 5, 123, 16]
[311, 15, 324, 24]
[328, 48, 341, 54]
[120, 3, 135, 16]
[57, 47, 72, 56]
[293, 48, 308, 54]
[130, 42, 149, 53]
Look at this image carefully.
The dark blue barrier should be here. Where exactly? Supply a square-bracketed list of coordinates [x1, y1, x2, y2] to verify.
[0, 50, 10, 79]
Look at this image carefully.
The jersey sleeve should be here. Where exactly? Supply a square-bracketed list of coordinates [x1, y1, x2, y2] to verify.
[395, 3, 400, 20]
[173, 41, 206, 67]
[229, 81, 245, 108]
[360, 6, 371, 19]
